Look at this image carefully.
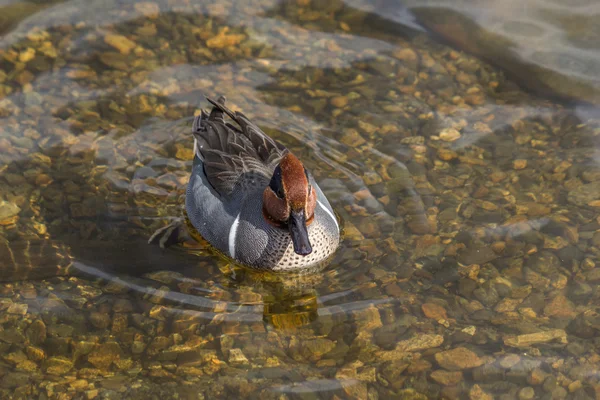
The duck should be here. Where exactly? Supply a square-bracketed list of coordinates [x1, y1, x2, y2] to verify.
[151, 96, 340, 271]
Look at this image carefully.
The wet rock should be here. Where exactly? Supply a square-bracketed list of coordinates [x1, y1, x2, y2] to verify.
[374, 324, 407, 350]
[542, 376, 558, 393]
[87, 342, 123, 369]
[551, 387, 567, 400]
[543, 295, 575, 318]
[504, 329, 567, 348]
[44, 357, 74, 375]
[341, 380, 368, 400]
[5, 350, 27, 365]
[26, 346, 45, 362]
[435, 347, 483, 370]
[104, 34, 137, 55]
[331, 96, 348, 108]
[430, 370, 463, 385]
[568, 181, 600, 207]
[131, 340, 146, 354]
[568, 281, 593, 302]
[392, 48, 418, 69]
[99, 52, 130, 71]
[499, 354, 521, 369]
[0, 201, 20, 225]
[392, 389, 428, 400]
[89, 312, 111, 329]
[48, 323, 74, 338]
[437, 148, 457, 161]
[458, 246, 498, 265]
[73, 340, 96, 361]
[301, 338, 335, 361]
[518, 387, 535, 400]
[0, 328, 25, 344]
[111, 313, 128, 333]
[439, 128, 461, 142]
[25, 320, 46, 345]
[7, 303, 27, 315]
[513, 159, 527, 170]
[379, 359, 410, 388]
[566, 341, 586, 356]
[473, 282, 499, 307]
[228, 348, 249, 366]
[527, 251, 560, 273]
[469, 384, 493, 400]
[0, 372, 29, 389]
[377, 333, 443, 361]
[177, 349, 218, 367]
[112, 299, 134, 313]
[567, 381, 582, 393]
[472, 363, 505, 383]
[422, 303, 447, 320]
[206, 27, 246, 49]
[399, 334, 444, 353]
[353, 305, 383, 331]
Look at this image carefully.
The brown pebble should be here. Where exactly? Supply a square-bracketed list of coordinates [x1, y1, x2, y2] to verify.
[518, 387, 535, 400]
[19, 48, 36, 63]
[422, 303, 447, 320]
[529, 368, 547, 385]
[437, 148, 457, 161]
[7, 303, 28, 315]
[392, 48, 418, 66]
[435, 347, 483, 370]
[330, 96, 348, 108]
[439, 128, 461, 142]
[104, 34, 136, 55]
[431, 370, 463, 386]
[89, 312, 111, 329]
[35, 174, 52, 186]
[568, 381, 582, 393]
[407, 359, 432, 374]
[513, 159, 527, 170]
[469, 384, 493, 400]
[491, 241, 506, 254]
[499, 354, 520, 368]
[490, 171, 507, 182]
[543, 295, 575, 318]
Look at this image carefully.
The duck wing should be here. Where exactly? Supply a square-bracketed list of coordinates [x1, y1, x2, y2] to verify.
[192, 96, 288, 197]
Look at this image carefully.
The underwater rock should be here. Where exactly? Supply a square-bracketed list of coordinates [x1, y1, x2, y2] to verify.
[435, 347, 484, 371]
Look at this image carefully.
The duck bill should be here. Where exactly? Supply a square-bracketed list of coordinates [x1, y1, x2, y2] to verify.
[288, 209, 313, 256]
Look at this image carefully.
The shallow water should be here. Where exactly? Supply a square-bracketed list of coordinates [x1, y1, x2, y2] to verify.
[0, 0, 600, 399]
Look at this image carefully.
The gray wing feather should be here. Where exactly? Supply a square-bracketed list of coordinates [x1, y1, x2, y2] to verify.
[192, 96, 288, 196]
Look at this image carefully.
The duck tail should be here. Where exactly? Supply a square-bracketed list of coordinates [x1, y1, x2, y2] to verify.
[201, 95, 287, 163]
[206, 96, 237, 122]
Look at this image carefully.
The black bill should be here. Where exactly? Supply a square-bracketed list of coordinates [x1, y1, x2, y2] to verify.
[288, 209, 313, 256]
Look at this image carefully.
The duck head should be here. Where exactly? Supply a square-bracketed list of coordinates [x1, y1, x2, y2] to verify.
[262, 153, 316, 256]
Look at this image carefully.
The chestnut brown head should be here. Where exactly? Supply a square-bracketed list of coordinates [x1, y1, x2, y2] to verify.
[262, 153, 317, 255]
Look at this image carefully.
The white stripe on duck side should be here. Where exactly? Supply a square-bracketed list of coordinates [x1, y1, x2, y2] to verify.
[318, 200, 339, 232]
[194, 138, 200, 159]
[228, 212, 241, 258]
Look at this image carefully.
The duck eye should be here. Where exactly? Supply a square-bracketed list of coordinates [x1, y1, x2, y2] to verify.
[269, 165, 285, 199]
